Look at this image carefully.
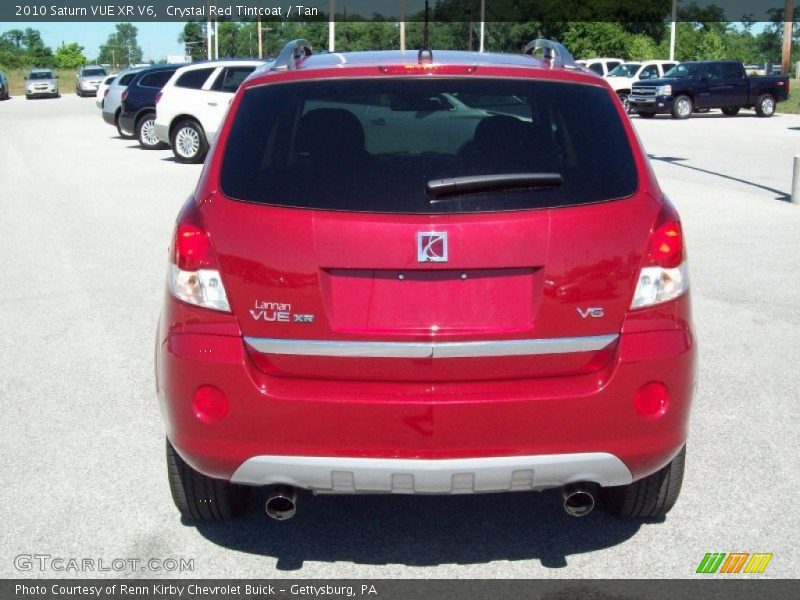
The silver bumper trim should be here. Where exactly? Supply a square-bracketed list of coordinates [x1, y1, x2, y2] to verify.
[243, 334, 618, 359]
[230, 453, 633, 493]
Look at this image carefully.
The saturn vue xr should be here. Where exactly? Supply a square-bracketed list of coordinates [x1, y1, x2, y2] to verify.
[155, 40, 696, 521]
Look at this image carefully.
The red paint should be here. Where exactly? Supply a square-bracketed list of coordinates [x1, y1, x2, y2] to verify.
[156, 51, 696, 485]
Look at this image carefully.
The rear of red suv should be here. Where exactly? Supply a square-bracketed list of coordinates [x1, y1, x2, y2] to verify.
[156, 41, 695, 521]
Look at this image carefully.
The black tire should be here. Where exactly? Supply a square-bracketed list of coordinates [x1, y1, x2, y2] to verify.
[755, 93, 776, 117]
[601, 445, 686, 518]
[671, 95, 693, 119]
[115, 111, 132, 139]
[166, 439, 249, 520]
[137, 112, 167, 149]
[637, 111, 656, 119]
[170, 119, 209, 164]
[617, 93, 630, 113]
[721, 106, 740, 116]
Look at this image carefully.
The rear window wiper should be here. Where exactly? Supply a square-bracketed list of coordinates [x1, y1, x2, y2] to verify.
[426, 173, 563, 203]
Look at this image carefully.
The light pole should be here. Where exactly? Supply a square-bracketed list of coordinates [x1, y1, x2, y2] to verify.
[479, 0, 485, 53]
[329, 0, 335, 53]
[669, 0, 677, 61]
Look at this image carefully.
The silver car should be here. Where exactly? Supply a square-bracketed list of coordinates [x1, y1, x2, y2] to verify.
[25, 69, 59, 99]
[75, 65, 108, 97]
[101, 66, 145, 137]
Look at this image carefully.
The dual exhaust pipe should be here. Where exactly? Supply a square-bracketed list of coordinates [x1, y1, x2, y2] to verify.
[265, 482, 596, 520]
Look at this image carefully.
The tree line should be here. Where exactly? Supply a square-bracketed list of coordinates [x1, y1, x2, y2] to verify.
[1, 16, 797, 71]
[0, 23, 143, 69]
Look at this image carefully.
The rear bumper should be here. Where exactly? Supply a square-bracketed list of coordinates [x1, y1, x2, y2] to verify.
[102, 109, 116, 126]
[157, 322, 696, 489]
[231, 453, 633, 492]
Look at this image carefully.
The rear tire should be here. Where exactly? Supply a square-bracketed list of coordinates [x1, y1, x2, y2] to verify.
[170, 119, 209, 164]
[637, 111, 655, 119]
[115, 111, 132, 139]
[722, 106, 740, 116]
[671, 95, 693, 119]
[166, 439, 249, 521]
[137, 112, 167, 149]
[755, 93, 776, 117]
[601, 445, 686, 518]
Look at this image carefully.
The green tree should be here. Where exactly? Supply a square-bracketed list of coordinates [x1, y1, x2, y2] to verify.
[98, 23, 143, 67]
[54, 42, 86, 68]
[179, 21, 206, 61]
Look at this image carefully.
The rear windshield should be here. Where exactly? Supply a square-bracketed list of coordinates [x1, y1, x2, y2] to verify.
[221, 78, 638, 214]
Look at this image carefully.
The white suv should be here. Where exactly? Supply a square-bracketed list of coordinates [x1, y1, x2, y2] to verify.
[606, 60, 679, 112]
[155, 60, 265, 163]
[575, 57, 623, 76]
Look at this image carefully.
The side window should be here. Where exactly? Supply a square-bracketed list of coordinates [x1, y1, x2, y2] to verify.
[723, 63, 743, 79]
[211, 67, 256, 93]
[639, 65, 659, 80]
[705, 64, 724, 80]
[662, 63, 677, 74]
[139, 71, 173, 89]
[588, 62, 604, 75]
[175, 68, 215, 89]
[119, 73, 136, 86]
[606, 61, 621, 71]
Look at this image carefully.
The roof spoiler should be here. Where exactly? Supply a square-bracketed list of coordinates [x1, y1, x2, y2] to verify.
[523, 39, 577, 69]
[270, 39, 313, 72]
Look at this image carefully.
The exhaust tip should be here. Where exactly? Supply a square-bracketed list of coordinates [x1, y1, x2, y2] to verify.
[265, 486, 297, 521]
[562, 483, 596, 517]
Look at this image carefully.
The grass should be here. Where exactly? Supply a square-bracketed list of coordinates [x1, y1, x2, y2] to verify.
[778, 79, 800, 114]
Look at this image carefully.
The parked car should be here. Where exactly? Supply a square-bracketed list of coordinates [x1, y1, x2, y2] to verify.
[606, 60, 679, 112]
[25, 69, 58, 99]
[102, 66, 146, 138]
[630, 60, 790, 119]
[576, 57, 623, 76]
[0, 71, 9, 100]
[95, 74, 116, 108]
[118, 64, 181, 149]
[75, 65, 108, 97]
[155, 59, 265, 163]
[157, 40, 695, 522]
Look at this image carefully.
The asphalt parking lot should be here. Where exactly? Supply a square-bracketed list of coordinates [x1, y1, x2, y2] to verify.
[1, 95, 798, 578]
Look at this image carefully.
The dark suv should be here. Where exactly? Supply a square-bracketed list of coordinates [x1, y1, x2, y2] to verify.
[118, 64, 180, 149]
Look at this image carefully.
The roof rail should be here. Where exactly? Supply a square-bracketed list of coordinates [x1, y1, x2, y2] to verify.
[270, 39, 313, 72]
[523, 39, 577, 69]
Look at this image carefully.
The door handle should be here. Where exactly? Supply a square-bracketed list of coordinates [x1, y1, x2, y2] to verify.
[207, 101, 218, 106]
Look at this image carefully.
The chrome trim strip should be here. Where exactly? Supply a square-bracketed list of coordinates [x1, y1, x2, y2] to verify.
[230, 452, 634, 491]
[244, 334, 617, 359]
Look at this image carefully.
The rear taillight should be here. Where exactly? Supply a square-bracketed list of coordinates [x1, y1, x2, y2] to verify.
[103, 88, 109, 98]
[167, 200, 230, 312]
[630, 201, 688, 309]
[155, 91, 162, 104]
[120, 89, 128, 102]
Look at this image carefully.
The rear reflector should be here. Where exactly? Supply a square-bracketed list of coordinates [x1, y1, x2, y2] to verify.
[192, 385, 229, 423]
[168, 200, 231, 312]
[634, 382, 669, 419]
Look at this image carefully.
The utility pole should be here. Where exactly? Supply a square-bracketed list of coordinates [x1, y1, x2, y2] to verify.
[258, 19, 263, 59]
[399, 0, 405, 52]
[329, 0, 335, 52]
[782, 0, 794, 75]
[214, 19, 219, 59]
[206, 17, 212, 60]
[669, 0, 677, 61]
[479, 0, 485, 53]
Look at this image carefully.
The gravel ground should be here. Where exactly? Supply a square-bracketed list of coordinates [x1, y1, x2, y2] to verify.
[1, 95, 798, 579]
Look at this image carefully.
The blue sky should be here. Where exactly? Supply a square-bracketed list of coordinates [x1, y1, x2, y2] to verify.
[0, 22, 186, 61]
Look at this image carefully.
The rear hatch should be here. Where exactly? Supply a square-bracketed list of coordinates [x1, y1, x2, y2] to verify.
[205, 73, 656, 381]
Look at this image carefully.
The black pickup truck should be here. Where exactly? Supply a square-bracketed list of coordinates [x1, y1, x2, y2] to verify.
[629, 60, 789, 119]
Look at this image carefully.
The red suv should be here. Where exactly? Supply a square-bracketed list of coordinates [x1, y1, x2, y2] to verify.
[156, 40, 695, 521]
